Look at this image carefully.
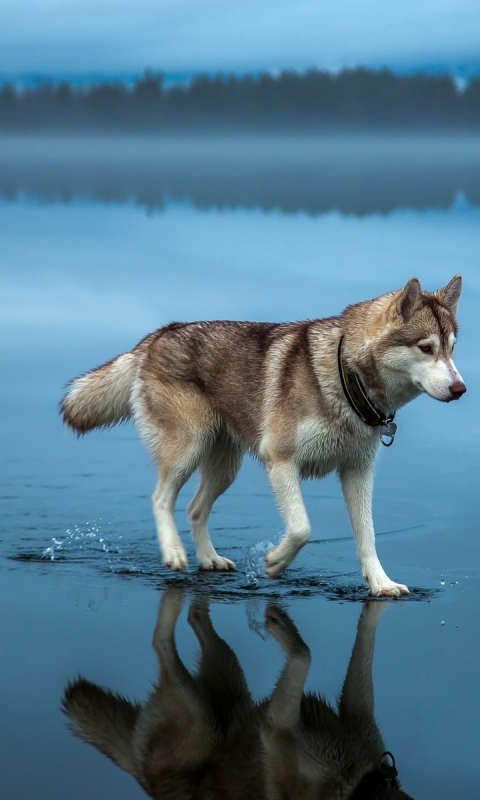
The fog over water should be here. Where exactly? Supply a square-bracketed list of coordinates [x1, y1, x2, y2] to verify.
[2, 136, 480, 215]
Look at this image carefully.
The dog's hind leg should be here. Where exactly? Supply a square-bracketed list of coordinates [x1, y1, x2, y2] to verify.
[152, 467, 194, 571]
[188, 598, 252, 730]
[263, 460, 311, 578]
[135, 379, 217, 571]
[152, 587, 189, 678]
[187, 433, 243, 570]
[152, 439, 203, 571]
[339, 464, 409, 597]
[135, 588, 214, 772]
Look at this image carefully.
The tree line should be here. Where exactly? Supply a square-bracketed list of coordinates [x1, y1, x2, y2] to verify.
[1, 68, 480, 132]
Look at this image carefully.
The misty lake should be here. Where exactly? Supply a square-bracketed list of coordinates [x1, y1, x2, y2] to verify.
[1, 136, 480, 799]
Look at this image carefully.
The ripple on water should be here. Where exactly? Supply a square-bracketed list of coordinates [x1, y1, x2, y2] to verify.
[7, 524, 439, 603]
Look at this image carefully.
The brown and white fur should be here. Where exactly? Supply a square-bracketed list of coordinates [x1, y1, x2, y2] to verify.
[62, 591, 414, 799]
[61, 276, 465, 596]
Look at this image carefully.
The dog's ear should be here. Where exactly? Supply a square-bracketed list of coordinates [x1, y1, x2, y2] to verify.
[393, 278, 421, 321]
[437, 274, 462, 315]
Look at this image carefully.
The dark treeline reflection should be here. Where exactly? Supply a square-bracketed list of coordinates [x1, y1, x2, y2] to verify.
[1, 68, 480, 133]
[1, 136, 480, 216]
[63, 591, 413, 799]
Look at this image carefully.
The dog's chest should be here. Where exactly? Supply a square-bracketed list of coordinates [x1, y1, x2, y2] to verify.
[295, 417, 339, 462]
[294, 415, 369, 473]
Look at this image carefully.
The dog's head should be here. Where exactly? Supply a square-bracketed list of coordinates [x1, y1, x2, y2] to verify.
[375, 275, 466, 404]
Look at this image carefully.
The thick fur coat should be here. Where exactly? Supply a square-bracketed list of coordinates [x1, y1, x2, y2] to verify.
[61, 276, 465, 595]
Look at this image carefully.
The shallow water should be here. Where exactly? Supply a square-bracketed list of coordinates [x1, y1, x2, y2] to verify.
[1, 136, 480, 799]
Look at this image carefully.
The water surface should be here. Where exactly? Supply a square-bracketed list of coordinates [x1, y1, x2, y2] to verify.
[1, 137, 480, 799]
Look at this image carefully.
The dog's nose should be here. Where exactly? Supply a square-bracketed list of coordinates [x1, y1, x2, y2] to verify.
[449, 380, 467, 399]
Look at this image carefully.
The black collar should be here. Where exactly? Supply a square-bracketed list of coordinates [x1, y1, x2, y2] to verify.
[337, 336, 397, 447]
[348, 752, 400, 800]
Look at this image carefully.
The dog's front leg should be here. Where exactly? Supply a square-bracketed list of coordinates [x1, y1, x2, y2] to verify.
[339, 464, 409, 597]
[264, 460, 311, 578]
[338, 603, 388, 759]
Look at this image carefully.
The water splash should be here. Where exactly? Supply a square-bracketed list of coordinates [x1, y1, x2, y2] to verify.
[41, 520, 122, 571]
[42, 537, 64, 561]
[245, 539, 275, 587]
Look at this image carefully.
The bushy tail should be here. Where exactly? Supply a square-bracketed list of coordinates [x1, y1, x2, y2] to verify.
[62, 677, 140, 774]
[61, 352, 136, 434]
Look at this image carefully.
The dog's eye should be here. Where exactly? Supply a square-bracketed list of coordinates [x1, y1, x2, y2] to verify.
[418, 344, 433, 355]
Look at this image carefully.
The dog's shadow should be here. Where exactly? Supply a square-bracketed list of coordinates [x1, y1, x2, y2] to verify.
[62, 591, 414, 799]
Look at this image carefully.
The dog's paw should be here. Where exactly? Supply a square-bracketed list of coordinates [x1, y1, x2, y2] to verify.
[153, 589, 186, 649]
[370, 580, 410, 598]
[265, 605, 309, 657]
[199, 553, 235, 571]
[187, 598, 211, 628]
[160, 586, 187, 609]
[264, 547, 290, 579]
[163, 546, 188, 571]
[265, 604, 291, 634]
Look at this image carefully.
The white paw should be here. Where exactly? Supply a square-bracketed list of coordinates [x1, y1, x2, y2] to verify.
[370, 579, 410, 598]
[163, 546, 188, 571]
[264, 546, 291, 579]
[198, 552, 235, 571]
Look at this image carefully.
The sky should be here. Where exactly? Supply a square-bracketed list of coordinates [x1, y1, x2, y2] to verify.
[1, 0, 480, 79]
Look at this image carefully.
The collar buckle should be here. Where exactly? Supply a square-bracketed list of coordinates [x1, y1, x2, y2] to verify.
[380, 751, 399, 788]
[380, 420, 397, 447]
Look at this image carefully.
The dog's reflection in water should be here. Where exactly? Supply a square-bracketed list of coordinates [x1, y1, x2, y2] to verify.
[62, 592, 413, 799]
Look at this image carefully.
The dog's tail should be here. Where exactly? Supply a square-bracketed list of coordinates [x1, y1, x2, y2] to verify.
[61, 352, 136, 435]
[62, 677, 140, 775]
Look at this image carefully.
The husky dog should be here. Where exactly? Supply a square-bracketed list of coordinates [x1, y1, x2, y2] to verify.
[61, 276, 465, 596]
[62, 591, 414, 799]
